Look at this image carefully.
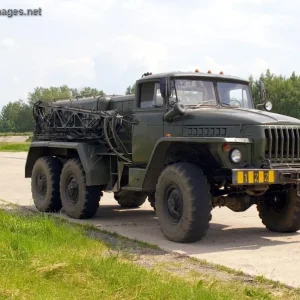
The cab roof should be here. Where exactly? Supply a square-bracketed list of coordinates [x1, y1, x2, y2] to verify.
[136, 71, 249, 84]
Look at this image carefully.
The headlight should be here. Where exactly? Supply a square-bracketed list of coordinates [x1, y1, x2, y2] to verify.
[230, 149, 242, 163]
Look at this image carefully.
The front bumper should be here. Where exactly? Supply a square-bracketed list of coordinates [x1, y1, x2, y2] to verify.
[232, 168, 300, 186]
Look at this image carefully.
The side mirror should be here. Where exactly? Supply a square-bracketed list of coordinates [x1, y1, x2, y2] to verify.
[163, 102, 186, 121]
[256, 80, 272, 111]
[160, 77, 172, 99]
[259, 81, 266, 102]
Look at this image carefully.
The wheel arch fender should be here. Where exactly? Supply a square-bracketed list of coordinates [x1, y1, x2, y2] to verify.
[25, 141, 110, 186]
[141, 138, 212, 191]
[141, 137, 252, 191]
[141, 139, 173, 191]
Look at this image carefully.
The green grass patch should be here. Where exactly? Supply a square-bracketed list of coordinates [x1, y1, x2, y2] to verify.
[0, 209, 282, 300]
[0, 142, 29, 152]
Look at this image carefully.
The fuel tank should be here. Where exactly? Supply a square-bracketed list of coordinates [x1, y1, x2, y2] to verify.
[55, 96, 111, 112]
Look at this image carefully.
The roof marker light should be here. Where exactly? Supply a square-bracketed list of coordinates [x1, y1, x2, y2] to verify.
[208, 70, 212, 74]
[195, 69, 199, 73]
[220, 71, 224, 75]
[142, 72, 152, 77]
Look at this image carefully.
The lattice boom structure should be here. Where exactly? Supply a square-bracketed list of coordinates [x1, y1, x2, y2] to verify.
[32, 100, 134, 163]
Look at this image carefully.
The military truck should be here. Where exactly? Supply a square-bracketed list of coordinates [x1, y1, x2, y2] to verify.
[25, 70, 300, 243]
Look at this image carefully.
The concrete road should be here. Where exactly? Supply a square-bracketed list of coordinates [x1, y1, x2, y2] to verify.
[0, 136, 29, 143]
[1, 152, 300, 287]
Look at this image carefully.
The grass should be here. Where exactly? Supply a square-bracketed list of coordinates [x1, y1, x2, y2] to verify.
[188, 257, 245, 276]
[0, 142, 30, 152]
[0, 209, 288, 300]
[254, 275, 287, 289]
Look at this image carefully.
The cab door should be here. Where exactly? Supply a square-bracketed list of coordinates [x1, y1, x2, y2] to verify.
[131, 80, 166, 167]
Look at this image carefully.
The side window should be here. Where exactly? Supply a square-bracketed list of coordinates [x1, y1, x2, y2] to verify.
[140, 82, 155, 108]
[139, 82, 165, 108]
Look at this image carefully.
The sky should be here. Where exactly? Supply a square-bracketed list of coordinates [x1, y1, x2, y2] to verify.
[0, 0, 299, 109]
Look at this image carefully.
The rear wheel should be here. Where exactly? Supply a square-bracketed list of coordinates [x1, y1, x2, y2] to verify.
[257, 186, 300, 232]
[114, 190, 147, 208]
[60, 159, 102, 219]
[155, 162, 212, 243]
[31, 156, 62, 212]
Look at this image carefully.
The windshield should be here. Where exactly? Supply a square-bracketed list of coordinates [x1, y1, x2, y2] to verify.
[217, 82, 253, 109]
[168, 79, 253, 109]
[172, 79, 217, 107]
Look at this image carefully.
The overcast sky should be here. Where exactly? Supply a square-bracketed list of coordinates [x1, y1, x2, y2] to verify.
[0, 0, 299, 109]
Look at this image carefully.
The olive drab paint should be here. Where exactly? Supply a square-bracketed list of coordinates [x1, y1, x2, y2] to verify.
[25, 70, 300, 243]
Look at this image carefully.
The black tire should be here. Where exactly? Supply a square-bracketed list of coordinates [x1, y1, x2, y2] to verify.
[155, 162, 212, 243]
[31, 156, 62, 212]
[114, 190, 147, 208]
[60, 158, 102, 219]
[257, 186, 300, 232]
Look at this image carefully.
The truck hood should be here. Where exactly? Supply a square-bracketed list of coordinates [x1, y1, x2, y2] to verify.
[183, 107, 300, 126]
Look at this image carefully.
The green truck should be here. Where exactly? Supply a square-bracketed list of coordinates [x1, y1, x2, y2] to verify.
[25, 70, 300, 243]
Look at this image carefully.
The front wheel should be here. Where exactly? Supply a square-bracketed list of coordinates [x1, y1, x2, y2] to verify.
[155, 162, 212, 243]
[257, 186, 300, 232]
[60, 159, 102, 219]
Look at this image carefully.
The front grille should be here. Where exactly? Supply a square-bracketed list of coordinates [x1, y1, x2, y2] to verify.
[264, 126, 300, 163]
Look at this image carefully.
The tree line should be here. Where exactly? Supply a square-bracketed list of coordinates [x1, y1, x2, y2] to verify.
[0, 85, 105, 133]
[249, 70, 300, 118]
[1, 69, 300, 133]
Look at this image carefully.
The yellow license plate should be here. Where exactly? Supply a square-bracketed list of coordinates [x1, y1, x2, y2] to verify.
[236, 170, 275, 184]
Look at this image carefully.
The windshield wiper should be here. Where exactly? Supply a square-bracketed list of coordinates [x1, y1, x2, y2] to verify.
[221, 103, 240, 108]
[187, 100, 216, 108]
